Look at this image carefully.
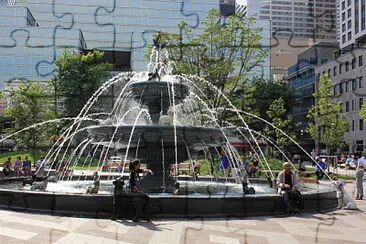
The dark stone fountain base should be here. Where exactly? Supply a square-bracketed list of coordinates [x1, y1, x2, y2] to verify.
[0, 183, 336, 219]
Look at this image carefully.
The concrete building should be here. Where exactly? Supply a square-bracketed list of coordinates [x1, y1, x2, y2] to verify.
[314, 0, 366, 153]
[238, 0, 338, 78]
[339, 0, 366, 50]
[286, 42, 339, 151]
[316, 47, 366, 152]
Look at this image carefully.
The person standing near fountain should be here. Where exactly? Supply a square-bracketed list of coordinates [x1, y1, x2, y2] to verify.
[277, 162, 303, 216]
[219, 152, 230, 177]
[193, 159, 201, 176]
[355, 153, 365, 200]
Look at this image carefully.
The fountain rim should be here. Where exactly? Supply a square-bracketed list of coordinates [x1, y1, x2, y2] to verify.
[0, 176, 337, 218]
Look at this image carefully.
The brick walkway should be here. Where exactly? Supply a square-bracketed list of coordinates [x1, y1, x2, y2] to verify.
[0, 182, 364, 244]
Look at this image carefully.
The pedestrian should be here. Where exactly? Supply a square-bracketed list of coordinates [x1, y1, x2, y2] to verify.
[219, 151, 231, 177]
[355, 153, 365, 200]
[193, 159, 200, 176]
[315, 158, 328, 182]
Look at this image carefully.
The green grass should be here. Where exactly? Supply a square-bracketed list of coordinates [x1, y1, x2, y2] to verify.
[0, 151, 359, 180]
[73, 166, 99, 170]
[258, 158, 284, 170]
[0, 151, 44, 165]
[331, 173, 356, 180]
[0, 151, 100, 168]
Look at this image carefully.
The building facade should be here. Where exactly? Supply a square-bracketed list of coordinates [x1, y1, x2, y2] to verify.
[0, 0, 272, 85]
[0, 0, 220, 87]
[339, 0, 366, 49]
[286, 42, 339, 152]
[316, 48, 366, 152]
[239, 0, 338, 78]
[314, 0, 366, 153]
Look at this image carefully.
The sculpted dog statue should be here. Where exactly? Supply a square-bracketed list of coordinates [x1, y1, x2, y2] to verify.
[31, 177, 48, 191]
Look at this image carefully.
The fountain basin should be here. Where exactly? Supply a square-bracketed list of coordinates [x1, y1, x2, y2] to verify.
[0, 179, 337, 218]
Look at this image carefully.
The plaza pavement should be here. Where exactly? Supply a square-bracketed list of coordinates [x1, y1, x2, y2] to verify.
[0, 181, 365, 243]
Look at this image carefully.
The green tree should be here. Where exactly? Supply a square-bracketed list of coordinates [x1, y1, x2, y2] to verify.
[161, 9, 268, 123]
[240, 78, 295, 131]
[4, 81, 56, 150]
[360, 103, 366, 120]
[264, 97, 296, 148]
[306, 74, 348, 154]
[52, 50, 113, 118]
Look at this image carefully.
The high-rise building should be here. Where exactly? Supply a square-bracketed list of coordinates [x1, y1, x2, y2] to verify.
[339, 0, 366, 50]
[314, 0, 366, 152]
[239, 0, 338, 78]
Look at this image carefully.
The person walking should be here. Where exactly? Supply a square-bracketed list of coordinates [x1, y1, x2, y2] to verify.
[355, 153, 365, 200]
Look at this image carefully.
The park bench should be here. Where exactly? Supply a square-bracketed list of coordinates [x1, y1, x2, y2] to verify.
[170, 162, 193, 175]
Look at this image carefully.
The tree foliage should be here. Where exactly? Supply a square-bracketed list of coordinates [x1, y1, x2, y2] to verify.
[360, 103, 366, 120]
[242, 79, 295, 127]
[52, 50, 113, 118]
[161, 9, 268, 123]
[306, 74, 348, 153]
[4, 81, 56, 150]
[264, 97, 296, 146]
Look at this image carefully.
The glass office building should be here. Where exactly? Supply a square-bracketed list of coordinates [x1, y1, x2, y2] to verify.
[0, 0, 271, 91]
[0, 0, 219, 86]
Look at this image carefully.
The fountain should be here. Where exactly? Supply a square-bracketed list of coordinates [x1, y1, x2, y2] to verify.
[0, 37, 337, 218]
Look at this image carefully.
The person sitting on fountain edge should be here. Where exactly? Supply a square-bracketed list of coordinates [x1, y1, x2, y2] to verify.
[2, 157, 14, 176]
[277, 162, 303, 216]
[128, 160, 153, 193]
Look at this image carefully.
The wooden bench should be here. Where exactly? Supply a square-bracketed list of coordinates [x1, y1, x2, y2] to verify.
[171, 162, 193, 175]
[300, 177, 318, 183]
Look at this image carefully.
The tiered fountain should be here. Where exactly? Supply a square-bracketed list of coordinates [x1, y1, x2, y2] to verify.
[0, 38, 337, 218]
[86, 77, 228, 193]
